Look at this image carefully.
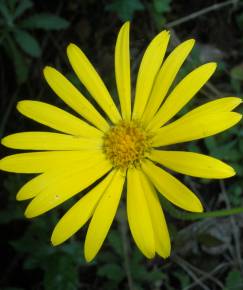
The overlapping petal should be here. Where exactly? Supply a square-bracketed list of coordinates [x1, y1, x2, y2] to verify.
[43, 66, 109, 131]
[142, 160, 203, 212]
[51, 170, 115, 246]
[17, 100, 102, 137]
[142, 39, 195, 124]
[0, 150, 103, 173]
[67, 43, 121, 124]
[153, 112, 242, 147]
[17, 154, 108, 201]
[132, 30, 170, 120]
[127, 168, 155, 258]
[84, 169, 125, 262]
[149, 150, 235, 179]
[2, 132, 103, 150]
[139, 171, 171, 258]
[147, 62, 217, 131]
[180, 96, 242, 120]
[25, 158, 112, 218]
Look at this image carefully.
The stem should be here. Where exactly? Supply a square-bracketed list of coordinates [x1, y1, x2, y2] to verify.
[165, 0, 238, 28]
[118, 203, 134, 290]
[160, 195, 243, 220]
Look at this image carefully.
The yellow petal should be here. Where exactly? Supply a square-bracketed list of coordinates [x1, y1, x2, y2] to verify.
[17, 100, 102, 138]
[139, 171, 171, 258]
[132, 30, 170, 120]
[142, 39, 195, 124]
[115, 22, 131, 120]
[0, 150, 103, 173]
[1, 132, 103, 150]
[127, 168, 155, 258]
[180, 97, 242, 120]
[149, 150, 235, 179]
[43, 66, 109, 132]
[153, 112, 242, 147]
[84, 169, 125, 262]
[25, 158, 112, 218]
[17, 153, 108, 200]
[142, 160, 203, 212]
[67, 43, 121, 124]
[51, 170, 115, 246]
[147, 62, 217, 130]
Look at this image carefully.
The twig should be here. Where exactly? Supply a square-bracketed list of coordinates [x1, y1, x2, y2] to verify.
[185, 262, 230, 290]
[219, 180, 243, 272]
[165, 0, 238, 29]
[174, 255, 210, 290]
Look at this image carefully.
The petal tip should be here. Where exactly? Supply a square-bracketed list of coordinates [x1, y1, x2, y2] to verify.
[24, 209, 33, 219]
[43, 66, 53, 75]
[187, 38, 195, 47]
[67, 43, 77, 53]
[1, 136, 9, 148]
[84, 250, 94, 263]
[50, 235, 60, 247]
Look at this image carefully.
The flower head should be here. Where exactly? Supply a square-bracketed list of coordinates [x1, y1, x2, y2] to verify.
[0, 22, 241, 262]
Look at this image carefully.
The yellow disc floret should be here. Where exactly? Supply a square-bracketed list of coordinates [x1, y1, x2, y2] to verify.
[103, 121, 152, 169]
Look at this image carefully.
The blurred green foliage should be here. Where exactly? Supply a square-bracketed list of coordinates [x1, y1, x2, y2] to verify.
[1, 0, 243, 290]
[0, 0, 69, 84]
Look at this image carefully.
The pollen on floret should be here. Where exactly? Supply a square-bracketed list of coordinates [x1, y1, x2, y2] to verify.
[103, 121, 152, 169]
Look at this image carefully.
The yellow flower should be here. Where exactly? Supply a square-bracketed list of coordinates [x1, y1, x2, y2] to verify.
[0, 22, 241, 262]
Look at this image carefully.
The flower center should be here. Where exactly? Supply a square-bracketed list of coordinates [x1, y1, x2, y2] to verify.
[103, 121, 152, 169]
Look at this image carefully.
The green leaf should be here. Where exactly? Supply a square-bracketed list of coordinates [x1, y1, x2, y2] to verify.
[4, 34, 29, 84]
[20, 13, 69, 30]
[43, 254, 80, 290]
[224, 270, 243, 290]
[0, 1, 13, 25]
[13, 29, 41, 57]
[198, 233, 223, 247]
[153, 0, 171, 13]
[14, 0, 33, 19]
[106, 0, 144, 21]
[230, 63, 243, 81]
[98, 264, 125, 282]
[108, 229, 123, 256]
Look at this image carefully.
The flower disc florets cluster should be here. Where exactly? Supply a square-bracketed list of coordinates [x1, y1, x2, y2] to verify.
[103, 121, 152, 169]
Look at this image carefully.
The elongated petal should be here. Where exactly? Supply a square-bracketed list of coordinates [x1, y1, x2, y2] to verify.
[17, 171, 57, 201]
[180, 97, 242, 120]
[67, 43, 121, 124]
[142, 160, 203, 212]
[139, 171, 171, 258]
[115, 22, 131, 120]
[84, 169, 125, 262]
[149, 150, 235, 178]
[17, 100, 102, 137]
[2, 132, 103, 150]
[43, 67, 109, 131]
[147, 63, 217, 130]
[17, 154, 108, 200]
[132, 30, 170, 120]
[25, 159, 112, 218]
[153, 112, 242, 147]
[127, 168, 155, 258]
[51, 170, 115, 245]
[142, 39, 195, 124]
[0, 150, 103, 173]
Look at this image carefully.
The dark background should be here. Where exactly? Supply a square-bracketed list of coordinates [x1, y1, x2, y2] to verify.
[0, 0, 243, 289]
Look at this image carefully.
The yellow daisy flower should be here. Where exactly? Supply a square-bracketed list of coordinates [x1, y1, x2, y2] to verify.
[0, 22, 242, 262]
